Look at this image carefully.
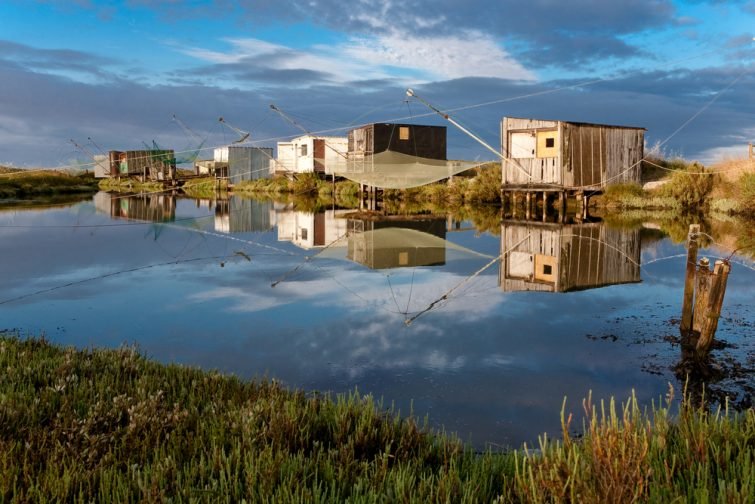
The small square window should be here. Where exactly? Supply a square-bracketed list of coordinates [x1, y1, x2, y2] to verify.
[300, 145, 308, 156]
[399, 127, 410, 140]
[543, 264, 552, 275]
[545, 137, 555, 148]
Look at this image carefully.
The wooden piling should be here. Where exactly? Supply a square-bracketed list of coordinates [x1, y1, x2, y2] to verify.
[696, 260, 731, 357]
[680, 224, 700, 334]
[692, 257, 710, 334]
[525, 192, 531, 220]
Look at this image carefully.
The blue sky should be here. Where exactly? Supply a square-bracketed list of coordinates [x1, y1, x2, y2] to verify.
[0, 0, 753, 167]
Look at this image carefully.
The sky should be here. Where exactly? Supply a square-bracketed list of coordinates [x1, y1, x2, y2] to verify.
[0, 0, 753, 168]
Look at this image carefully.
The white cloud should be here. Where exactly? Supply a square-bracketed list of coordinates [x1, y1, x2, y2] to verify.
[179, 30, 535, 86]
[342, 30, 536, 81]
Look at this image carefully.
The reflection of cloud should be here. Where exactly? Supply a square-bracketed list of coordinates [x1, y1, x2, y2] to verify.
[189, 286, 288, 313]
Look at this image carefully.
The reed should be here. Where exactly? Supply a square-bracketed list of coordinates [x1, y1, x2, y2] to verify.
[1, 335, 752, 502]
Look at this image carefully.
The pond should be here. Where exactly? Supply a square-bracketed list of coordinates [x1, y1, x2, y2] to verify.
[1, 192, 753, 449]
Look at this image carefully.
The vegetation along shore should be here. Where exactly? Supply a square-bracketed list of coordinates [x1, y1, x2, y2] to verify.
[1, 335, 752, 502]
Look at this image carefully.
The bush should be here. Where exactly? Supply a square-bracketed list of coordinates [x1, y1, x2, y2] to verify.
[658, 161, 715, 211]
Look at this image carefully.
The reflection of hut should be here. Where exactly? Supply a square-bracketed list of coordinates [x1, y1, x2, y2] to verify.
[276, 209, 349, 249]
[499, 221, 640, 293]
[347, 218, 447, 269]
[348, 123, 446, 161]
[501, 117, 644, 190]
[108, 150, 177, 181]
[93, 192, 176, 222]
[214, 197, 274, 233]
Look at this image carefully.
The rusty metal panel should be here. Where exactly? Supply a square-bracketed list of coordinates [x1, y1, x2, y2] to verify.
[313, 139, 325, 173]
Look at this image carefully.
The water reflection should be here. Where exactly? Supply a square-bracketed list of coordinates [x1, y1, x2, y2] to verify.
[1, 194, 753, 450]
[214, 197, 275, 234]
[94, 192, 176, 222]
[500, 219, 641, 293]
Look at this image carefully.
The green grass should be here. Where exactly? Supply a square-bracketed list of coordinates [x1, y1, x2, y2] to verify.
[0, 170, 99, 198]
[1, 335, 753, 502]
[98, 178, 165, 193]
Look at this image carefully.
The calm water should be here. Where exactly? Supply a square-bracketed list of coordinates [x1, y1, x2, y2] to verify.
[1, 192, 753, 448]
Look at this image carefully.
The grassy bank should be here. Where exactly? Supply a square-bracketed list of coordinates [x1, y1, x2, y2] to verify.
[596, 158, 754, 217]
[0, 169, 99, 198]
[1, 336, 753, 502]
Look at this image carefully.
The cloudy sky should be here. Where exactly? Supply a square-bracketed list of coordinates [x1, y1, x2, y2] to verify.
[0, 0, 753, 167]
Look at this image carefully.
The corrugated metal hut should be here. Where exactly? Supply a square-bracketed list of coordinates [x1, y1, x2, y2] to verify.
[93, 155, 110, 178]
[348, 123, 447, 160]
[501, 117, 644, 189]
[108, 150, 177, 180]
[214, 146, 273, 181]
[499, 221, 640, 293]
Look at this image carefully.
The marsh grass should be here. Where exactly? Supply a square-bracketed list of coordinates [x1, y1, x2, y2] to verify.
[1, 336, 753, 502]
[98, 178, 165, 193]
[0, 170, 99, 198]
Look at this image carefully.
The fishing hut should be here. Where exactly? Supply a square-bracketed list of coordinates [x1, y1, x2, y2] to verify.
[501, 117, 645, 216]
[213, 146, 273, 183]
[499, 220, 640, 293]
[274, 136, 348, 176]
[347, 123, 447, 207]
[107, 150, 177, 181]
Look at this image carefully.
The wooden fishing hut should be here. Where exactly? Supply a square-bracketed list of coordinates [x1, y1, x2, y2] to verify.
[499, 220, 640, 293]
[501, 117, 645, 216]
[108, 150, 177, 181]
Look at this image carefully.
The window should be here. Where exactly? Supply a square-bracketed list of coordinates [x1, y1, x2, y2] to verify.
[300, 144, 308, 156]
[301, 228, 308, 240]
[545, 137, 554, 148]
[543, 264, 552, 275]
[399, 127, 410, 140]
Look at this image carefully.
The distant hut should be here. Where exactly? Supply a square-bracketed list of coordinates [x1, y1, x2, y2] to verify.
[213, 146, 273, 182]
[499, 221, 640, 293]
[501, 117, 645, 193]
[214, 197, 274, 234]
[274, 136, 348, 176]
[348, 123, 447, 160]
[93, 154, 110, 179]
[108, 150, 177, 181]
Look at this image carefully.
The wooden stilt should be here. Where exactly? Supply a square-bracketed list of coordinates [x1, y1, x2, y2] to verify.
[680, 224, 700, 334]
[696, 260, 731, 358]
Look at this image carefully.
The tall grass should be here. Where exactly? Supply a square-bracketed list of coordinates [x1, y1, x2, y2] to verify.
[0, 170, 99, 198]
[1, 336, 753, 502]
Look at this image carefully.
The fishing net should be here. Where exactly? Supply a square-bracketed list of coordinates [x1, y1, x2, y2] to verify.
[325, 150, 487, 189]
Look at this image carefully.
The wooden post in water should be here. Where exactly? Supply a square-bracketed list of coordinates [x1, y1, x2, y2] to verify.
[680, 224, 700, 335]
[696, 260, 731, 358]
[525, 192, 531, 220]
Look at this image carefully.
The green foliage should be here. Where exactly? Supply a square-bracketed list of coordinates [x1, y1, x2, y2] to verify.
[658, 161, 715, 211]
[737, 173, 755, 216]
